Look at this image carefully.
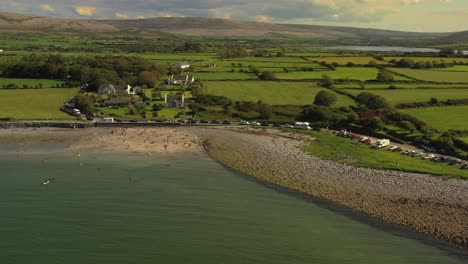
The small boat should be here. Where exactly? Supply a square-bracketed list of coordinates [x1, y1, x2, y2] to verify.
[43, 180, 50, 185]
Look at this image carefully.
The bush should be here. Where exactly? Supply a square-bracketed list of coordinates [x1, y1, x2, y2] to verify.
[314, 90, 337, 107]
[259, 71, 276, 80]
[356, 92, 390, 109]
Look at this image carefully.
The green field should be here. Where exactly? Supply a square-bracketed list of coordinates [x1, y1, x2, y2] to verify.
[432, 65, 468, 72]
[299, 130, 468, 179]
[202, 81, 355, 106]
[276, 67, 382, 81]
[389, 68, 468, 83]
[401, 105, 468, 132]
[309, 56, 389, 65]
[335, 83, 468, 89]
[0, 78, 66, 88]
[0, 88, 77, 119]
[344, 89, 468, 105]
[385, 57, 468, 64]
[192, 72, 257, 80]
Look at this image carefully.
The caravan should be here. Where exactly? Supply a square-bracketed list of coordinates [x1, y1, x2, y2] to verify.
[294, 122, 311, 130]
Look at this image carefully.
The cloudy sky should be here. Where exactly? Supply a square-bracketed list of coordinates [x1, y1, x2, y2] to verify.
[1, 0, 467, 32]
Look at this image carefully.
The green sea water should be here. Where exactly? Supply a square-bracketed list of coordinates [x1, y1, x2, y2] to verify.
[0, 152, 465, 264]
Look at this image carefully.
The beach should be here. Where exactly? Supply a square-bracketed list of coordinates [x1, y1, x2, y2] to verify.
[1, 126, 467, 250]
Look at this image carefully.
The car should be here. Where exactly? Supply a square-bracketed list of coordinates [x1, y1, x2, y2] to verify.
[261, 121, 269, 126]
[187, 119, 198, 124]
[85, 115, 94, 121]
[200, 120, 209, 124]
[178, 119, 186, 123]
[222, 120, 231, 125]
[281, 124, 294, 129]
[250, 121, 261, 126]
[211, 120, 220, 124]
[240, 120, 249, 125]
[129, 119, 137, 123]
[272, 123, 281, 127]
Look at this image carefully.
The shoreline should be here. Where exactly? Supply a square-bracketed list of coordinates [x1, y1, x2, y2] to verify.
[1, 126, 467, 250]
[195, 127, 468, 250]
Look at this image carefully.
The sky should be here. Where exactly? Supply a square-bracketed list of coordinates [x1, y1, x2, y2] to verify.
[0, 0, 467, 32]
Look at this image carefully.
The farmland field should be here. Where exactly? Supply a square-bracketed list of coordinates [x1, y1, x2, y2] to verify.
[401, 105, 468, 132]
[192, 72, 257, 80]
[202, 81, 355, 106]
[0, 78, 66, 88]
[308, 56, 389, 65]
[276, 67, 380, 81]
[0, 88, 77, 119]
[385, 57, 468, 64]
[431, 65, 468, 72]
[389, 68, 468, 83]
[334, 83, 468, 89]
[344, 89, 468, 105]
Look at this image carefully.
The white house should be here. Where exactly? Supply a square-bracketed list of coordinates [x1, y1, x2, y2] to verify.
[167, 74, 195, 85]
[175, 61, 190, 69]
[98, 84, 141, 95]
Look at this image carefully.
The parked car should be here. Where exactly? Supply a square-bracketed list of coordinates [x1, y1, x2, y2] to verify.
[272, 123, 281, 127]
[211, 120, 220, 124]
[222, 120, 231, 125]
[261, 121, 269, 126]
[240, 120, 249, 125]
[200, 120, 209, 124]
[250, 121, 261, 126]
[281, 124, 294, 129]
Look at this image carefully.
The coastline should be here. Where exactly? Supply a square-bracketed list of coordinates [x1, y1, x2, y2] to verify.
[1, 126, 467, 250]
[195, 127, 468, 250]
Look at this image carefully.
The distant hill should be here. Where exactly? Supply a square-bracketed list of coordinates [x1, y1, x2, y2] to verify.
[441, 31, 468, 42]
[0, 12, 458, 42]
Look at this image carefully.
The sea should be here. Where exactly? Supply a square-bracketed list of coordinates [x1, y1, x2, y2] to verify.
[0, 152, 466, 264]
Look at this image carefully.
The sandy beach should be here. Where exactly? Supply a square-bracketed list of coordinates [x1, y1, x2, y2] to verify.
[1, 126, 467, 250]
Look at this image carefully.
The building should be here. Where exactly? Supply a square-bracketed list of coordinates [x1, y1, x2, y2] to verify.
[98, 84, 142, 95]
[165, 94, 192, 108]
[167, 74, 195, 85]
[175, 62, 190, 69]
[103, 97, 142, 107]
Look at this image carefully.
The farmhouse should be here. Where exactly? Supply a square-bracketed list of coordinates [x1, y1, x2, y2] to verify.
[175, 61, 190, 69]
[98, 84, 142, 95]
[167, 74, 195, 85]
[165, 94, 192, 108]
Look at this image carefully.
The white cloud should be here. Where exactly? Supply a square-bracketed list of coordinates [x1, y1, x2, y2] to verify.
[115, 12, 129, 19]
[40, 4, 54, 12]
[74, 6, 96, 17]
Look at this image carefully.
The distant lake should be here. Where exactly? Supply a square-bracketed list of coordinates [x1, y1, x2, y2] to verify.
[324, 46, 468, 55]
[0, 153, 466, 264]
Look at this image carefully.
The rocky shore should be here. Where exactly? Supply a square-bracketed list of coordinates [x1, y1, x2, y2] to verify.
[196, 127, 468, 250]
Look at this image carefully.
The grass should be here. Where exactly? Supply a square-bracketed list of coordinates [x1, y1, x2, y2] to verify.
[385, 57, 468, 64]
[276, 67, 380, 81]
[308, 57, 389, 65]
[400, 105, 468, 132]
[389, 68, 468, 83]
[344, 89, 468, 105]
[431, 65, 468, 72]
[202, 81, 355, 106]
[0, 78, 66, 88]
[299, 130, 468, 179]
[192, 72, 258, 80]
[334, 83, 468, 89]
[0, 88, 77, 120]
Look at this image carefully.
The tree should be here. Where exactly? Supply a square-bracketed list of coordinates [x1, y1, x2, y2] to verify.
[73, 95, 94, 114]
[356, 92, 390, 109]
[398, 121, 416, 133]
[259, 71, 276, 80]
[257, 103, 273, 119]
[430, 97, 439, 105]
[369, 117, 385, 130]
[320, 75, 334, 88]
[314, 90, 337, 107]
[377, 69, 394, 82]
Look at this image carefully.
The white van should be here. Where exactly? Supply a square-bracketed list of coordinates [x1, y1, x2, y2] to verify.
[102, 117, 114, 123]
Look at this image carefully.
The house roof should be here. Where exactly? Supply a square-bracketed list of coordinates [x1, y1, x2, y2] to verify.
[171, 75, 190, 81]
[166, 94, 184, 102]
[104, 97, 132, 105]
[114, 85, 129, 91]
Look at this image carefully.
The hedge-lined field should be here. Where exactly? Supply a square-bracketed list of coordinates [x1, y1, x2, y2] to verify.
[309, 56, 389, 65]
[0, 88, 77, 119]
[389, 68, 468, 83]
[0, 78, 66, 88]
[202, 81, 355, 106]
[344, 89, 468, 105]
[401, 105, 468, 132]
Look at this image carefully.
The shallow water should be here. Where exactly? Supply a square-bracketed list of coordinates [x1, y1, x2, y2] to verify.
[324, 45, 468, 55]
[0, 153, 465, 264]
